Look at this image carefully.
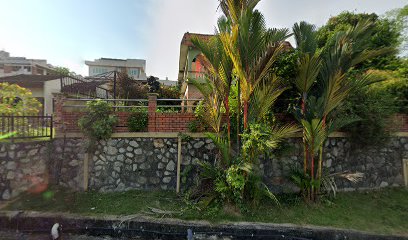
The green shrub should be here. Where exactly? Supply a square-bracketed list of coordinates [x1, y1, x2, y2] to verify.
[339, 87, 396, 146]
[188, 119, 199, 132]
[78, 100, 118, 141]
[127, 110, 148, 132]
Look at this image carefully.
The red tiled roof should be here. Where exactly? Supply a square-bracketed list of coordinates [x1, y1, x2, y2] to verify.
[181, 32, 214, 47]
[0, 74, 60, 83]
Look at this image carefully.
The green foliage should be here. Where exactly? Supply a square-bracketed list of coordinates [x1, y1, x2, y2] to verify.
[115, 73, 148, 99]
[78, 100, 118, 141]
[52, 66, 72, 76]
[214, 163, 251, 206]
[187, 119, 199, 132]
[272, 50, 301, 113]
[241, 123, 299, 163]
[195, 159, 278, 211]
[289, 166, 317, 193]
[0, 83, 42, 115]
[339, 85, 397, 146]
[189, 100, 209, 132]
[367, 69, 408, 114]
[0, 132, 16, 140]
[316, 11, 400, 71]
[127, 109, 148, 132]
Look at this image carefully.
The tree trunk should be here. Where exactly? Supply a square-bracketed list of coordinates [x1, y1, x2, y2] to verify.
[243, 100, 248, 130]
[225, 95, 231, 158]
[317, 115, 327, 193]
[310, 149, 315, 202]
[236, 80, 241, 155]
[301, 93, 308, 176]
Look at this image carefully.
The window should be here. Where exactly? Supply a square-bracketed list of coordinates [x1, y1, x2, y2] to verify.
[128, 68, 140, 77]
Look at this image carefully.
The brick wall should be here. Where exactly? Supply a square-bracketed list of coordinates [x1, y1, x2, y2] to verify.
[153, 113, 195, 132]
[54, 94, 198, 133]
[389, 114, 408, 132]
[53, 94, 408, 134]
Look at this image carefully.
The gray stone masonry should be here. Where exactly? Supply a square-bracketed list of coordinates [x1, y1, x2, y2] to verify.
[0, 137, 406, 200]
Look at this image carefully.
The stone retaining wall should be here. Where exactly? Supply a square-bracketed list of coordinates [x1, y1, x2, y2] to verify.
[262, 137, 408, 192]
[89, 138, 217, 192]
[0, 136, 407, 200]
[0, 142, 49, 200]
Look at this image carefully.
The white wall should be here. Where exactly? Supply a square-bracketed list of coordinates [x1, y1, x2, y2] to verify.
[43, 79, 61, 115]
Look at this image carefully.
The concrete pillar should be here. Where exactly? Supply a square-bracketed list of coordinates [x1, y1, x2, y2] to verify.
[148, 93, 158, 132]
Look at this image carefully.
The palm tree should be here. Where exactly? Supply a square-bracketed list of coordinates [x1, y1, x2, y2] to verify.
[219, 0, 291, 130]
[293, 20, 394, 201]
[191, 16, 234, 150]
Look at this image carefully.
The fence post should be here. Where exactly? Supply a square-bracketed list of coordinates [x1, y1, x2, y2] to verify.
[176, 135, 182, 193]
[50, 114, 53, 139]
[10, 114, 14, 143]
[148, 93, 158, 132]
[53, 93, 66, 137]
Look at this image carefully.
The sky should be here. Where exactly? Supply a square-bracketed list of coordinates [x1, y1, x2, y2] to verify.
[0, 0, 406, 80]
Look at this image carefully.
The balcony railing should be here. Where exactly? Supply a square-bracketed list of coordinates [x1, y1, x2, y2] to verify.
[186, 71, 205, 81]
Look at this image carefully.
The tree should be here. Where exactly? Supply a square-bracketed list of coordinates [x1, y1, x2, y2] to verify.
[191, 16, 234, 150]
[51, 66, 83, 78]
[188, 0, 299, 209]
[386, 4, 408, 55]
[0, 83, 42, 115]
[219, 0, 291, 129]
[317, 11, 400, 71]
[115, 73, 148, 99]
[147, 76, 160, 93]
[293, 19, 392, 201]
[52, 66, 71, 76]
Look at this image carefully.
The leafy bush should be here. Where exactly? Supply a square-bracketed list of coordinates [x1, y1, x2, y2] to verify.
[191, 100, 209, 132]
[188, 119, 199, 132]
[339, 85, 397, 146]
[0, 83, 42, 115]
[78, 100, 118, 141]
[127, 110, 148, 132]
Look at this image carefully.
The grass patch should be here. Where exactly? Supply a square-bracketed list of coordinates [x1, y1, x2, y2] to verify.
[4, 187, 408, 236]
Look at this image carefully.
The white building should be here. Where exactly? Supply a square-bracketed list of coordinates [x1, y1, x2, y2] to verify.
[85, 58, 147, 80]
[0, 50, 53, 77]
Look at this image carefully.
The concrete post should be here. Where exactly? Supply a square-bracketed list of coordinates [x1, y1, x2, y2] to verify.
[52, 93, 66, 137]
[148, 93, 158, 132]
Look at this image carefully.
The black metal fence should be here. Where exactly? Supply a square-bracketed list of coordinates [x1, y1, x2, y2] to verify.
[0, 115, 53, 140]
[60, 76, 111, 99]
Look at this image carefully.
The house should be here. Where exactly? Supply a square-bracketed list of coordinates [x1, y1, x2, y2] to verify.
[0, 50, 53, 77]
[85, 58, 147, 81]
[178, 32, 213, 106]
[177, 33, 294, 102]
[0, 74, 61, 115]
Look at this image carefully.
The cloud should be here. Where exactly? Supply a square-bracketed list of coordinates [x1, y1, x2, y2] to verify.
[145, 0, 221, 80]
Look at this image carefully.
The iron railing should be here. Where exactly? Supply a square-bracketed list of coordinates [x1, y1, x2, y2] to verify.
[62, 98, 202, 112]
[0, 115, 53, 140]
[60, 76, 111, 99]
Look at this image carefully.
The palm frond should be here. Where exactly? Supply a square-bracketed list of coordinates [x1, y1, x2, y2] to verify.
[293, 21, 318, 54]
[295, 53, 321, 94]
[249, 74, 288, 121]
[301, 119, 328, 154]
[205, 132, 231, 166]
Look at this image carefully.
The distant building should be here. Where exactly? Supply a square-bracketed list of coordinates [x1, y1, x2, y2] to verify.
[85, 58, 147, 80]
[0, 50, 53, 77]
[158, 77, 178, 87]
